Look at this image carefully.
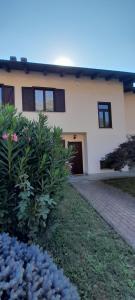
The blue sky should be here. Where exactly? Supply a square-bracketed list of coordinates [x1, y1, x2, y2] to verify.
[0, 0, 135, 71]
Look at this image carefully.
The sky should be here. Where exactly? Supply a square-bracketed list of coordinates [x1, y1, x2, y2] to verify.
[0, 0, 135, 72]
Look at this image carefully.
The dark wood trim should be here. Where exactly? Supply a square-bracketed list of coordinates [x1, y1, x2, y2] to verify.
[6, 85, 15, 105]
[98, 101, 112, 129]
[54, 89, 65, 112]
[76, 72, 81, 78]
[5, 66, 11, 72]
[33, 87, 65, 112]
[34, 88, 44, 112]
[105, 75, 114, 81]
[24, 67, 29, 74]
[68, 141, 83, 174]
[22, 86, 65, 113]
[43, 70, 48, 76]
[44, 90, 54, 112]
[34, 87, 55, 112]
[43, 89, 46, 111]
[0, 59, 135, 93]
[0, 84, 3, 104]
[22, 87, 35, 111]
[60, 72, 64, 77]
[32, 86, 56, 91]
[91, 73, 98, 79]
[0, 84, 15, 106]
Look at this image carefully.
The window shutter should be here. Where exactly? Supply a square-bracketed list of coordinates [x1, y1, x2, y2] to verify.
[3, 86, 14, 105]
[54, 89, 65, 112]
[22, 87, 35, 111]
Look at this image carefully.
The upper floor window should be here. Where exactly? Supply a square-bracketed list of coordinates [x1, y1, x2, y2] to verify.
[0, 87, 2, 105]
[0, 85, 14, 106]
[35, 89, 54, 112]
[45, 90, 54, 112]
[98, 102, 112, 128]
[22, 87, 65, 112]
[35, 89, 44, 111]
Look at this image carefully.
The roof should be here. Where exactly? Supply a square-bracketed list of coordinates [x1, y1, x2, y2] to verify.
[0, 59, 135, 93]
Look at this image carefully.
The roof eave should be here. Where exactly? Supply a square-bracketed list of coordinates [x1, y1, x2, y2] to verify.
[0, 59, 135, 92]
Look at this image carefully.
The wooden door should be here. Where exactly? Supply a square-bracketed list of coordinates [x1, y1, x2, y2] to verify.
[68, 142, 83, 174]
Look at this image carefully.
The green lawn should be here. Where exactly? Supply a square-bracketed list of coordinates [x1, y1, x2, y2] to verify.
[104, 177, 135, 197]
[39, 184, 135, 300]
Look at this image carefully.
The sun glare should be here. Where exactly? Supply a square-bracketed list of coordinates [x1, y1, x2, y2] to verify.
[54, 56, 74, 66]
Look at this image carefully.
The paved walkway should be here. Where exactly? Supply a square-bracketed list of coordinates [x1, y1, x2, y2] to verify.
[70, 176, 135, 249]
[70, 170, 135, 181]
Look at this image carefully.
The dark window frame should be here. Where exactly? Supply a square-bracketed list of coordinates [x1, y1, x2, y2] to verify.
[22, 86, 65, 112]
[98, 101, 112, 129]
[34, 87, 55, 112]
[45, 90, 54, 112]
[0, 84, 15, 106]
[22, 87, 35, 111]
[0, 84, 3, 105]
[34, 88, 45, 112]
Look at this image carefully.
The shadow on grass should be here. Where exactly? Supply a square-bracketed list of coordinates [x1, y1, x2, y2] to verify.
[38, 184, 135, 300]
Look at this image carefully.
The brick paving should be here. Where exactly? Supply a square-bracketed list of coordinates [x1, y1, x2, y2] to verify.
[70, 177, 135, 249]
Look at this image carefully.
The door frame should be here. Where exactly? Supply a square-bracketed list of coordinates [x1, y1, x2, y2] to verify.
[68, 141, 83, 175]
[62, 133, 88, 174]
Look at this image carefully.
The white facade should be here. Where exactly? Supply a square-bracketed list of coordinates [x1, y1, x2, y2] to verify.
[124, 93, 135, 135]
[0, 68, 135, 174]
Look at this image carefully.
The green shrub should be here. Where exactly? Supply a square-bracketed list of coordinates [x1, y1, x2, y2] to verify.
[102, 135, 135, 170]
[0, 105, 72, 241]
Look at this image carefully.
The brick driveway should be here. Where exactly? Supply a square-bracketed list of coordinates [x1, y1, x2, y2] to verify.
[71, 177, 135, 249]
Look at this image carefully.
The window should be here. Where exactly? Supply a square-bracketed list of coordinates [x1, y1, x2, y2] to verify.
[45, 90, 54, 112]
[22, 87, 65, 112]
[0, 87, 2, 105]
[35, 90, 44, 111]
[0, 85, 14, 106]
[98, 102, 112, 128]
[34, 89, 54, 112]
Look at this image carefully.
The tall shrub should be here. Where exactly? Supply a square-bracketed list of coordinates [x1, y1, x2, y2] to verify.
[0, 105, 72, 240]
[102, 135, 135, 170]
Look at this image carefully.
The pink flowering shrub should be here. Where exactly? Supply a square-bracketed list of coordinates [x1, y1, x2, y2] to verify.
[2, 133, 9, 140]
[12, 133, 18, 142]
[2, 132, 18, 142]
[0, 105, 72, 241]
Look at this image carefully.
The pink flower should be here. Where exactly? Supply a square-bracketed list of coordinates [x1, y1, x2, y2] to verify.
[12, 133, 18, 142]
[2, 133, 9, 140]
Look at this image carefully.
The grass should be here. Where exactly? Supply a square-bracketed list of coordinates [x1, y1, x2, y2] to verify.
[104, 177, 135, 197]
[39, 184, 135, 300]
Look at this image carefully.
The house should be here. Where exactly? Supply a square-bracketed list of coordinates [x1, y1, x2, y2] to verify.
[0, 57, 135, 174]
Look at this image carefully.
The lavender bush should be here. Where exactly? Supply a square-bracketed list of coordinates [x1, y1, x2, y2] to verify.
[0, 233, 79, 300]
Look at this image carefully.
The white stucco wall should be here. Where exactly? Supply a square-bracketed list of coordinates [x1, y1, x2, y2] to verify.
[124, 93, 135, 135]
[0, 69, 127, 173]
